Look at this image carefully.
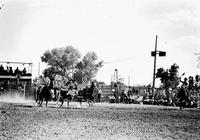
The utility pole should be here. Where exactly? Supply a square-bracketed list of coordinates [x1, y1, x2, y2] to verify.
[151, 35, 166, 99]
[115, 69, 118, 83]
[152, 35, 158, 99]
[114, 69, 119, 102]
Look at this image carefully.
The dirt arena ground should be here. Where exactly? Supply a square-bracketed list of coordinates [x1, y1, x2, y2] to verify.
[0, 100, 200, 140]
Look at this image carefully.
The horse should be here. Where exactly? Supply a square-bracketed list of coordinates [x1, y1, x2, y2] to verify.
[177, 85, 189, 109]
[76, 87, 95, 106]
[36, 84, 52, 107]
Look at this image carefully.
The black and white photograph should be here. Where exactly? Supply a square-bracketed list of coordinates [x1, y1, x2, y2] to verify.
[0, 0, 200, 139]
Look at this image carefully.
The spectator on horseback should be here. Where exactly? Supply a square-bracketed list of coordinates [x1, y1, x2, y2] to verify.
[180, 77, 188, 86]
[177, 84, 188, 110]
[188, 76, 194, 91]
[90, 82, 95, 92]
[194, 75, 200, 91]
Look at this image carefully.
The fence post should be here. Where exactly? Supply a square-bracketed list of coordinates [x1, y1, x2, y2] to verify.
[23, 84, 26, 99]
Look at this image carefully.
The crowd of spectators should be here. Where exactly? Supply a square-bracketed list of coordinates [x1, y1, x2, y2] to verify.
[0, 65, 29, 76]
[108, 75, 200, 109]
[109, 86, 139, 104]
[145, 75, 200, 108]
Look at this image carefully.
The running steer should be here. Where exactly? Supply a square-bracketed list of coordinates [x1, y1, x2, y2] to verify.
[56, 88, 77, 108]
[56, 86, 95, 108]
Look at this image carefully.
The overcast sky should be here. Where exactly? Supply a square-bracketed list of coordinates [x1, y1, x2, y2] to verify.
[0, 0, 200, 86]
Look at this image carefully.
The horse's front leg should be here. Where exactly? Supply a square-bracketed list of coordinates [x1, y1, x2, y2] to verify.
[87, 99, 91, 106]
[36, 93, 40, 103]
[35, 91, 38, 103]
[67, 100, 69, 108]
[91, 97, 95, 106]
[56, 91, 61, 107]
[37, 100, 40, 106]
[38, 98, 43, 106]
[60, 98, 64, 107]
[79, 98, 82, 108]
[45, 100, 48, 107]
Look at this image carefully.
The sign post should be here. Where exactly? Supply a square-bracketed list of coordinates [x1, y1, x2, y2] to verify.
[151, 35, 166, 99]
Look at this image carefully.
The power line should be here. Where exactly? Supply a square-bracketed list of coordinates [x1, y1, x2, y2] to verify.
[103, 57, 136, 64]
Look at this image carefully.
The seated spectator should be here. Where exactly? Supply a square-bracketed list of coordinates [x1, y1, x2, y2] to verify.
[14, 67, 20, 75]
[120, 90, 126, 103]
[9, 67, 13, 75]
[0, 65, 4, 72]
[22, 68, 27, 75]
[6, 66, 10, 74]
[127, 86, 132, 97]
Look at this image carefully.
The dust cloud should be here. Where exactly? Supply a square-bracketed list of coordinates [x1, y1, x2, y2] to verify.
[0, 92, 33, 105]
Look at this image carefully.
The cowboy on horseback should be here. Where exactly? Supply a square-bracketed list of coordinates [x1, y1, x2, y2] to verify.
[177, 84, 189, 110]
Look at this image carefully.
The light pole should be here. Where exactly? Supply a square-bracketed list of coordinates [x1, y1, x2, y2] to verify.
[114, 69, 119, 102]
[151, 35, 166, 99]
[128, 76, 130, 87]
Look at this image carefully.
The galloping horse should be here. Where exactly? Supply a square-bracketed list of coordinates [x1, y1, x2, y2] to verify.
[36, 84, 52, 107]
[35, 82, 96, 108]
[76, 86, 95, 106]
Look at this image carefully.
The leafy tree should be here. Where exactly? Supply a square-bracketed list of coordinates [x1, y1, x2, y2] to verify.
[156, 63, 180, 89]
[74, 52, 103, 83]
[73, 70, 83, 84]
[41, 46, 81, 80]
[156, 68, 169, 83]
[41, 47, 103, 85]
[32, 75, 50, 86]
[169, 63, 179, 80]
